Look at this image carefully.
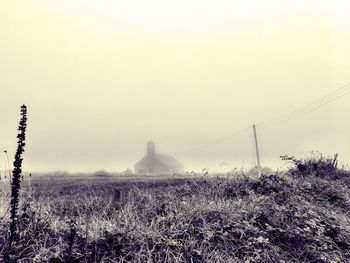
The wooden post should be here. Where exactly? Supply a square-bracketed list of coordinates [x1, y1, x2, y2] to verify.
[253, 124, 261, 178]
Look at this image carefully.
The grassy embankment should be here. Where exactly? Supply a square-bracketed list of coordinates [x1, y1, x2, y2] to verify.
[1, 160, 350, 262]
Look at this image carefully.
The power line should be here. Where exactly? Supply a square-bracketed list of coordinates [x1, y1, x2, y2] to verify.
[259, 82, 350, 128]
[263, 88, 350, 128]
[170, 81, 350, 156]
[259, 82, 350, 127]
[173, 126, 251, 155]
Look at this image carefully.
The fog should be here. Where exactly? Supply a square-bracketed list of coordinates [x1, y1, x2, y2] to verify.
[1, 1, 349, 173]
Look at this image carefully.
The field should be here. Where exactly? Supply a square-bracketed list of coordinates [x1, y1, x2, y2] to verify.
[1, 163, 350, 262]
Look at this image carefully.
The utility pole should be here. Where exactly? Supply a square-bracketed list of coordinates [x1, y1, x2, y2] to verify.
[253, 124, 261, 178]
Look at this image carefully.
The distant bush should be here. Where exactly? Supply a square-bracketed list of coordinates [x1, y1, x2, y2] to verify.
[45, 170, 70, 178]
[281, 153, 348, 179]
[93, 170, 112, 177]
[246, 166, 274, 178]
[121, 169, 133, 175]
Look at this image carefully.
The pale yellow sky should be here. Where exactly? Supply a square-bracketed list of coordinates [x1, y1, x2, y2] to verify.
[1, 0, 349, 172]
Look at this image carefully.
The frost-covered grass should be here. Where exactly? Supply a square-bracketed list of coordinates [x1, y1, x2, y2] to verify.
[1, 171, 350, 262]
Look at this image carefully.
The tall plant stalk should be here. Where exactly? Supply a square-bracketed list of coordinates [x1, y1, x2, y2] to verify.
[9, 105, 28, 245]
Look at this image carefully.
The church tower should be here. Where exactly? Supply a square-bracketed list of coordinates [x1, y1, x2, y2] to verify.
[147, 141, 155, 156]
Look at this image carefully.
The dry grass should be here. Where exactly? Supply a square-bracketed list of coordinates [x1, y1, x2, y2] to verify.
[1, 171, 350, 262]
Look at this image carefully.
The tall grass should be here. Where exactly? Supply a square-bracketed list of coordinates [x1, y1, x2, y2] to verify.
[0, 167, 349, 262]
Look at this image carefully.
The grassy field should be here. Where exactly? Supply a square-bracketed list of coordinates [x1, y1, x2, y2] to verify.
[1, 165, 350, 262]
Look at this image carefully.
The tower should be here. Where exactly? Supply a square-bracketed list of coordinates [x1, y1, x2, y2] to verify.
[147, 141, 155, 156]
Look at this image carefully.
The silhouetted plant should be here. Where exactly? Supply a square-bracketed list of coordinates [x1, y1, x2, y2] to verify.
[9, 105, 28, 245]
[281, 153, 338, 178]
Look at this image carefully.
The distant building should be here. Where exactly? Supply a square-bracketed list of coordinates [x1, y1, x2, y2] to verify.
[134, 141, 184, 175]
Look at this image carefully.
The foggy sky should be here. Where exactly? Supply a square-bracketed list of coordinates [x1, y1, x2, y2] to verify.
[1, 1, 350, 172]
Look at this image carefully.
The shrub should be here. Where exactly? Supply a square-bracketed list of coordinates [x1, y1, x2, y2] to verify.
[93, 170, 111, 177]
[281, 153, 339, 178]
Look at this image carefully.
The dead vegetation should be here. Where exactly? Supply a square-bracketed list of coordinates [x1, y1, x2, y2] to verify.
[1, 162, 350, 262]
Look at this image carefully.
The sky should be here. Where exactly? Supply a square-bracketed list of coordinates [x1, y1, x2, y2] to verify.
[0, 0, 350, 173]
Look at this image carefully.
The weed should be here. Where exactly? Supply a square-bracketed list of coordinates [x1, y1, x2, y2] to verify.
[1, 148, 350, 262]
[9, 105, 28, 245]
